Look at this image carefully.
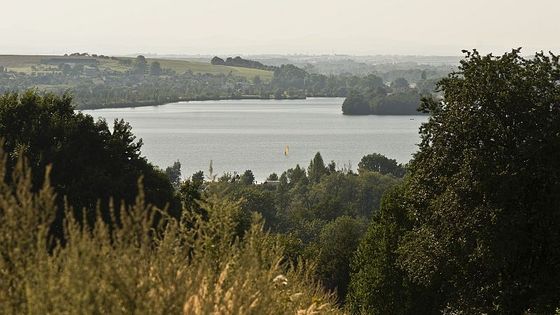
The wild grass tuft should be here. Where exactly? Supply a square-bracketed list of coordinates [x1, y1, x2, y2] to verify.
[0, 148, 342, 314]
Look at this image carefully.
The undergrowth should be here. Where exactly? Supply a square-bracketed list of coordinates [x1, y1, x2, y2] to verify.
[0, 149, 342, 315]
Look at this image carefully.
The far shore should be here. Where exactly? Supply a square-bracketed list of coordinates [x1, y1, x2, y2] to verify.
[77, 95, 314, 110]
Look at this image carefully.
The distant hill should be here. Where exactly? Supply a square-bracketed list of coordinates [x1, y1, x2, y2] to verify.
[211, 56, 277, 71]
[0, 54, 273, 81]
[0, 54, 276, 109]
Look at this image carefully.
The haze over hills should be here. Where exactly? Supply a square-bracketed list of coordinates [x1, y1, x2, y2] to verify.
[134, 53, 459, 76]
[134, 54, 462, 65]
[3, 0, 559, 55]
[0, 54, 272, 79]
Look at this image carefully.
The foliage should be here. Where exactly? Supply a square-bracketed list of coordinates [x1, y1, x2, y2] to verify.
[315, 216, 367, 302]
[150, 61, 162, 76]
[240, 169, 256, 185]
[212, 56, 277, 71]
[341, 92, 370, 115]
[371, 91, 422, 115]
[402, 49, 560, 313]
[165, 160, 182, 188]
[347, 186, 435, 314]
[307, 152, 328, 184]
[134, 55, 148, 74]
[0, 91, 179, 240]
[0, 150, 342, 315]
[178, 171, 205, 215]
[342, 88, 424, 115]
[341, 73, 426, 116]
[210, 56, 225, 65]
[358, 153, 405, 177]
[205, 152, 401, 303]
[349, 49, 560, 313]
[272, 64, 307, 90]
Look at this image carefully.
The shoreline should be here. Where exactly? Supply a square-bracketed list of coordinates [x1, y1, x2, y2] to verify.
[78, 96, 426, 116]
[77, 95, 311, 110]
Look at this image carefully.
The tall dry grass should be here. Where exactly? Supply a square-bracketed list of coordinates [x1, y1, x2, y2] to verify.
[0, 149, 342, 315]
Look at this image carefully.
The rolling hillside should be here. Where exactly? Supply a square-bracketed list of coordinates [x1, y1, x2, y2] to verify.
[0, 55, 273, 80]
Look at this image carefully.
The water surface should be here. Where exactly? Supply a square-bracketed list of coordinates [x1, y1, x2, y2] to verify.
[83, 98, 427, 181]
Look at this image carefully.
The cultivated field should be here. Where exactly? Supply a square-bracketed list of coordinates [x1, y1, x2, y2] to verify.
[0, 55, 273, 80]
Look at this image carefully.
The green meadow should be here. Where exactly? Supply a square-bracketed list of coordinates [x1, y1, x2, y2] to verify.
[0, 55, 273, 80]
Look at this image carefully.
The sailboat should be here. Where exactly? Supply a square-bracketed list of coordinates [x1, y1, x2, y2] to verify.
[284, 145, 289, 157]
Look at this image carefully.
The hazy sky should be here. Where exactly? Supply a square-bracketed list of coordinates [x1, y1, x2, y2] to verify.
[2, 0, 559, 56]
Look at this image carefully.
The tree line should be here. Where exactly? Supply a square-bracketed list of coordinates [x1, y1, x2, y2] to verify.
[341, 76, 434, 115]
[211, 56, 277, 71]
[0, 55, 440, 112]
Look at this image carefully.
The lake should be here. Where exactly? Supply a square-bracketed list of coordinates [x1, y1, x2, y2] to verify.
[82, 98, 428, 181]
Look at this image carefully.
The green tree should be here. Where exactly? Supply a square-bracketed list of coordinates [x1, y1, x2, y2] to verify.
[226, 185, 278, 231]
[358, 153, 405, 177]
[285, 164, 308, 186]
[274, 172, 290, 214]
[192, 170, 204, 186]
[133, 55, 147, 75]
[210, 56, 225, 65]
[272, 64, 307, 90]
[342, 91, 370, 115]
[307, 152, 328, 184]
[308, 172, 357, 221]
[398, 50, 560, 313]
[362, 74, 385, 92]
[240, 169, 255, 185]
[179, 171, 204, 214]
[149, 61, 162, 76]
[164, 160, 181, 188]
[371, 91, 422, 115]
[327, 160, 336, 173]
[0, 91, 179, 240]
[316, 216, 367, 302]
[347, 186, 435, 314]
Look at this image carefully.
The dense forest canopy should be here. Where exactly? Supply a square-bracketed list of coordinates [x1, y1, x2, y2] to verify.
[197, 152, 403, 301]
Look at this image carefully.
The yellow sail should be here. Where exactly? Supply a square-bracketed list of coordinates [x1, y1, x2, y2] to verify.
[284, 145, 289, 157]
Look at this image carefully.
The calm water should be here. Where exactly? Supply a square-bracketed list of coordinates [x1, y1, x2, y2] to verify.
[82, 98, 427, 181]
